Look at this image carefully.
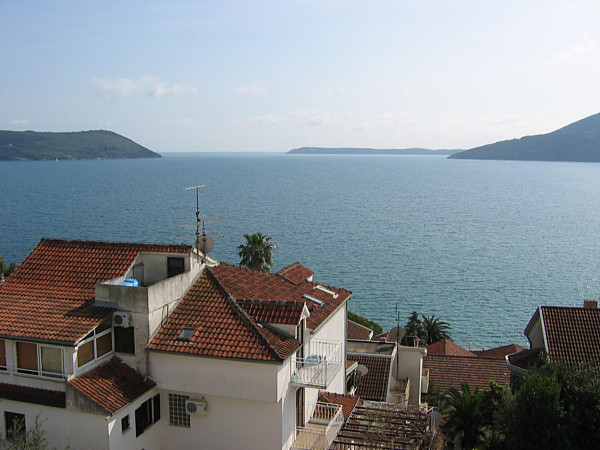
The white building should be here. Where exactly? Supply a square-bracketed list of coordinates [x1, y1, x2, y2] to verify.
[0, 239, 351, 450]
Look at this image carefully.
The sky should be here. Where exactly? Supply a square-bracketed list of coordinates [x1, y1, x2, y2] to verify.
[2, 0, 600, 152]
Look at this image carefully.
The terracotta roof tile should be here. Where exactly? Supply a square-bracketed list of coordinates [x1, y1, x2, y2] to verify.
[0, 383, 66, 408]
[474, 343, 525, 359]
[347, 354, 391, 402]
[212, 263, 351, 331]
[423, 355, 510, 392]
[540, 306, 600, 367]
[427, 339, 477, 357]
[148, 269, 300, 361]
[0, 239, 191, 343]
[347, 320, 373, 341]
[507, 348, 544, 370]
[319, 392, 361, 420]
[277, 262, 314, 285]
[238, 300, 304, 325]
[68, 358, 155, 415]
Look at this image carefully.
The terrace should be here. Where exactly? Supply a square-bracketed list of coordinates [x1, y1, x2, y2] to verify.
[291, 340, 343, 389]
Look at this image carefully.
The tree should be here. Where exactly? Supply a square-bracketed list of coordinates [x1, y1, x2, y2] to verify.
[403, 311, 427, 346]
[442, 383, 484, 449]
[0, 415, 63, 450]
[0, 254, 17, 277]
[348, 311, 383, 335]
[421, 314, 452, 345]
[237, 233, 276, 272]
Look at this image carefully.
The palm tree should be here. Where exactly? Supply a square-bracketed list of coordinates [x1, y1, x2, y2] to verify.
[404, 311, 426, 346]
[237, 233, 276, 272]
[443, 383, 484, 450]
[421, 314, 452, 345]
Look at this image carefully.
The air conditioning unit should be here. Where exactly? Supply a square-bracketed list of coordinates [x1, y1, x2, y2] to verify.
[185, 398, 208, 416]
[113, 311, 132, 328]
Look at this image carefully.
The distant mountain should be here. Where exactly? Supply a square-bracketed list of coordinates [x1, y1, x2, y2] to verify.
[449, 113, 600, 162]
[288, 147, 461, 155]
[0, 130, 161, 161]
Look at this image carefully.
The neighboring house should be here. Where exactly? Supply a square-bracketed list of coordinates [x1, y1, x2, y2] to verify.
[0, 239, 353, 450]
[423, 339, 511, 394]
[347, 319, 373, 340]
[507, 300, 600, 387]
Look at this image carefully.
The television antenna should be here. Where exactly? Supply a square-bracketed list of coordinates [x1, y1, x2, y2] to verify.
[175, 185, 224, 263]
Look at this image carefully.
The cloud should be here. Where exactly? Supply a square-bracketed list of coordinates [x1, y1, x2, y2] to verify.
[235, 83, 267, 97]
[92, 75, 197, 98]
[555, 34, 600, 61]
[9, 119, 29, 125]
[253, 114, 284, 125]
[291, 109, 332, 126]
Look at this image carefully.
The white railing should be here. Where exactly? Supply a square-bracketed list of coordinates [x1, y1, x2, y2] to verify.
[291, 339, 342, 389]
[292, 402, 344, 450]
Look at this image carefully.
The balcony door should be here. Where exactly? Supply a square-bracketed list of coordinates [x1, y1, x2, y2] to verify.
[296, 387, 305, 428]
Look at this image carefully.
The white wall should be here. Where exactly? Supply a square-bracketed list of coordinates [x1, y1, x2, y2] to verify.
[107, 391, 162, 450]
[150, 352, 280, 402]
[525, 309, 545, 349]
[395, 346, 426, 405]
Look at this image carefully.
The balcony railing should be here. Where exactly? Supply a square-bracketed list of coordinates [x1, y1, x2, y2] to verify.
[292, 402, 344, 450]
[291, 339, 342, 389]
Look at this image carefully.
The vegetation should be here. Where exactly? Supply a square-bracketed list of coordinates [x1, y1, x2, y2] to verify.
[0, 254, 17, 278]
[237, 233, 276, 272]
[449, 111, 600, 162]
[0, 416, 63, 450]
[442, 383, 485, 449]
[0, 130, 161, 161]
[402, 311, 452, 346]
[348, 311, 383, 335]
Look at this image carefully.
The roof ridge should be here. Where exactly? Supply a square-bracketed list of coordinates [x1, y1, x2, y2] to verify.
[207, 267, 284, 361]
[39, 237, 192, 250]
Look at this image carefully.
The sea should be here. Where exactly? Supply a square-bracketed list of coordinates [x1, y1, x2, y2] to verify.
[1, 153, 600, 349]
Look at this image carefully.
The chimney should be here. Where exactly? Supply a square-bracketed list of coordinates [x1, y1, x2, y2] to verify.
[584, 299, 597, 309]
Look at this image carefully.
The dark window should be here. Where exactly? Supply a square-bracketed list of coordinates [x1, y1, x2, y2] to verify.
[114, 327, 135, 354]
[135, 395, 160, 438]
[121, 415, 130, 433]
[167, 257, 185, 278]
[4, 412, 25, 440]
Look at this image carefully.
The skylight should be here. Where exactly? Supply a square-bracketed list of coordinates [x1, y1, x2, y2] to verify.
[303, 294, 327, 308]
[315, 285, 338, 298]
[176, 327, 197, 343]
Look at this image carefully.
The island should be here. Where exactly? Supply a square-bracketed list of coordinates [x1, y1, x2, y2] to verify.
[449, 112, 600, 162]
[0, 130, 161, 161]
[288, 147, 461, 155]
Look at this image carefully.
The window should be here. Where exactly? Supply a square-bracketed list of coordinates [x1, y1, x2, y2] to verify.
[4, 412, 25, 440]
[167, 257, 185, 278]
[0, 340, 6, 371]
[135, 394, 160, 437]
[168, 393, 190, 428]
[121, 415, 130, 433]
[114, 327, 135, 354]
[16, 342, 64, 379]
[77, 325, 113, 368]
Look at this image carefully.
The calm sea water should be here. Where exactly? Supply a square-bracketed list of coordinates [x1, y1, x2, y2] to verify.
[1, 153, 600, 349]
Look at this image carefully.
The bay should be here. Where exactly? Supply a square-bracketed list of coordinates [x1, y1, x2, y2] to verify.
[1, 153, 600, 349]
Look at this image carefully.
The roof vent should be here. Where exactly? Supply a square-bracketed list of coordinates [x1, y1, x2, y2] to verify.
[584, 299, 598, 309]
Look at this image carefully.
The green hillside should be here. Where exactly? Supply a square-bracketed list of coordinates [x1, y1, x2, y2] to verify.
[449, 112, 600, 162]
[0, 130, 161, 161]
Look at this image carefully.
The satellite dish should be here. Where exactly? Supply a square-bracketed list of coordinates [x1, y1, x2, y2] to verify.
[356, 364, 368, 376]
[197, 235, 214, 254]
[389, 326, 406, 341]
[430, 411, 442, 429]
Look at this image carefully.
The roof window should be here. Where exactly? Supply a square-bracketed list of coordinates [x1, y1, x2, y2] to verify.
[303, 294, 327, 308]
[315, 285, 338, 298]
[176, 327, 197, 343]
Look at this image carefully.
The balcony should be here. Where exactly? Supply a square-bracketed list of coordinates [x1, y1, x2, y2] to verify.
[291, 340, 342, 389]
[292, 402, 344, 450]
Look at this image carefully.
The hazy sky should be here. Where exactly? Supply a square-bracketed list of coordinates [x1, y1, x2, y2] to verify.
[2, 1, 599, 152]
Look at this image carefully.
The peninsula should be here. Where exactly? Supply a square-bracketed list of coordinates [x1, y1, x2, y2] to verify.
[0, 130, 161, 161]
[288, 147, 461, 155]
[449, 112, 600, 162]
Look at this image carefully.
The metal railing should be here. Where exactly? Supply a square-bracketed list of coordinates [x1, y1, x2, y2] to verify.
[291, 339, 342, 389]
[292, 402, 344, 450]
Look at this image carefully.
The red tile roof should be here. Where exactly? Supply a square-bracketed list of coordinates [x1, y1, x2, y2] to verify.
[238, 300, 305, 325]
[507, 348, 543, 370]
[212, 263, 351, 332]
[474, 343, 525, 359]
[148, 269, 301, 361]
[347, 355, 391, 402]
[347, 320, 373, 341]
[0, 239, 190, 343]
[277, 262, 314, 285]
[423, 355, 510, 392]
[67, 358, 155, 415]
[539, 306, 600, 367]
[0, 383, 66, 408]
[426, 339, 477, 357]
[319, 392, 361, 420]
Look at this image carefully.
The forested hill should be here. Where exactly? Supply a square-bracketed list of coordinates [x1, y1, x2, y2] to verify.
[0, 130, 161, 161]
[288, 147, 460, 155]
[449, 112, 600, 162]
